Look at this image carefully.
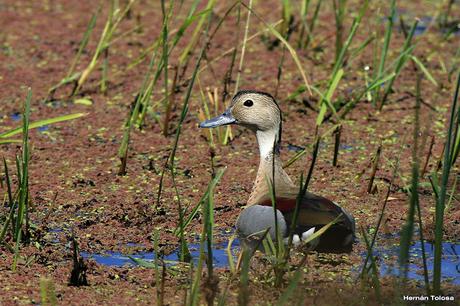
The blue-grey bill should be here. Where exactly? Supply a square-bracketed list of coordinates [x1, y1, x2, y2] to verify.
[199, 112, 236, 128]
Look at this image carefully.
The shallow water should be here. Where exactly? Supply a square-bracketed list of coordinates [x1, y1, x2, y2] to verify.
[370, 239, 460, 285]
[80, 231, 459, 284]
[81, 239, 240, 268]
[387, 9, 460, 37]
[8, 113, 48, 132]
[10, 112, 21, 121]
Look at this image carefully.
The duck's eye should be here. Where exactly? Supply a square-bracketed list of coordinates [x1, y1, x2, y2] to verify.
[243, 99, 254, 107]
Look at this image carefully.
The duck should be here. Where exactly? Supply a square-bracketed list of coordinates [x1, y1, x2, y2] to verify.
[199, 90, 355, 253]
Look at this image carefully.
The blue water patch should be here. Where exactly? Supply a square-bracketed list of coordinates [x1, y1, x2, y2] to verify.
[81, 239, 240, 268]
[38, 125, 49, 132]
[363, 239, 460, 285]
[11, 112, 21, 121]
[287, 144, 305, 152]
[385, 9, 460, 37]
[339, 144, 354, 150]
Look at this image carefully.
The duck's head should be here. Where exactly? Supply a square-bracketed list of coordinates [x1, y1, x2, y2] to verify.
[199, 90, 282, 134]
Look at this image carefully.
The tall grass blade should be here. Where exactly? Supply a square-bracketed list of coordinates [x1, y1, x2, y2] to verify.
[399, 73, 421, 282]
[410, 55, 439, 87]
[303, 0, 322, 50]
[173, 168, 225, 236]
[275, 269, 302, 305]
[241, 2, 312, 96]
[40, 278, 58, 306]
[360, 227, 381, 302]
[372, 0, 395, 107]
[237, 249, 251, 306]
[12, 89, 32, 270]
[433, 71, 460, 293]
[0, 113, 86, 139]
[380, 20, 418, 110]
[234, 0, 253, 93]
[0, 158, 15, 244]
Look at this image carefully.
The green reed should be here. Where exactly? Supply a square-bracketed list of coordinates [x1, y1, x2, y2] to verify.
[241, 2, 312, 95]
[332, 0, 347, 63]
[47, 8, 98, 99]
[136, 2, 215, 128]
[74, 0, 135, 95]
[157, 11, 214, 264]
[398, 73, 422, 284]
[297, 0, 310, 49]
[234, 0, 253, 93]
[300, 0, 322, 50]
[372, 0, 395, 107]
[431, 71, 460, 293]
[0, 113, 85, 144]
[379, 19, 418, 110]
[1, 91, 84, 259]
[40, 278, 57, 306]
[12, 89, 31, 270]
[188, 167, 225, 306]
[117, 2, 215, 174]
[160, 0, 172, 136]
[178, 0, 216, 76]
[315, 0, 368, 128]
[361, 227, 381, 302]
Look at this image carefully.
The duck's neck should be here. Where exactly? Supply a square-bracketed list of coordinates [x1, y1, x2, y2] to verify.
[247, 129, 295, 205]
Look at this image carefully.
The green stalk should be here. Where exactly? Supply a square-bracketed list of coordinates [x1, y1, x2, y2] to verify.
[286, 138, 320, 253]
[173, 169, 225, 236]
[137, 4, 215, 126]
[281, 0, 292, 37]
[157, 1, 239, 204]
[157, 13, 213, 264]
[12, 89, 31, 270]
[399, 73, 421, 282]
[47, 9, 98, 98]
[178, 0, 214, 67]
[100, 49, 109, 94]
[66, 10, 98, 79]
[303, 0, 322, 50]
[433, 71, 460, 293]
[188, 168, 224, 306]
[152, 229, 162, 305]
[0, 113, 86, 139]
[74, 0, 135, 95]
[40, 278, 57, 306]
[380, 20, 418, 110]
[361, 227, 381, 302]
[373, 0, 395, 107]
[333, 0, 347, 63]
[297, 0, 311, 49]
[234, 0, 253, 93]
[316, 0, 368, 127]
[0, 158, 15, 244]
[237, 249, 251, 306]
[204, 175, 216, 305]
[117, 44, 160, 175]
[160, 0, 171, 137]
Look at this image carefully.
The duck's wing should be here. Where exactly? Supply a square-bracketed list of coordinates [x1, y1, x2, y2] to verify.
[258, 191, 355, 251]
[299, 191, 355, 232]
[260, 191, 354, 229]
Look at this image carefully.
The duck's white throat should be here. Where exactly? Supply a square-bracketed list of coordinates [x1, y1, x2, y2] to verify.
[256, 129, 280, 160]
